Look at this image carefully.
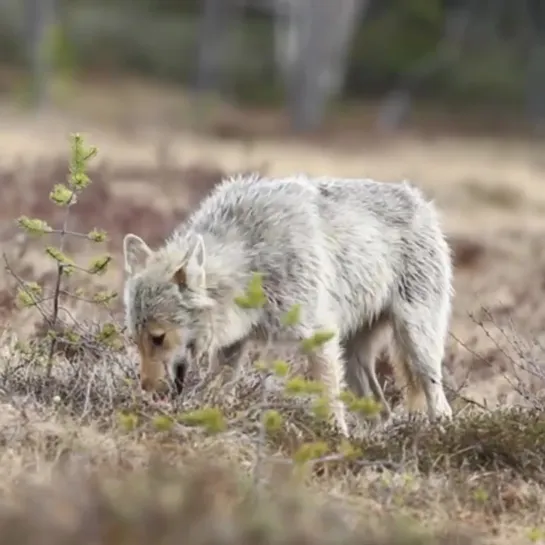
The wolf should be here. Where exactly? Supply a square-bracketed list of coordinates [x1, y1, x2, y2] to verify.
[122, 173, 454, 436]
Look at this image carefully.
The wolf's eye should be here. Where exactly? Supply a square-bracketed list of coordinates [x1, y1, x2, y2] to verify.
[151, 333, 165, 347]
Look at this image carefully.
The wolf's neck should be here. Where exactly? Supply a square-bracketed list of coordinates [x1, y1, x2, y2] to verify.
[166, 227, 260, 347]
[204, 234, 251, 294]
[187, 229, 261, 344]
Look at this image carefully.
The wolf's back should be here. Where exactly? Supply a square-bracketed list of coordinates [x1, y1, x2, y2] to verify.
[175, 174, 447, 307]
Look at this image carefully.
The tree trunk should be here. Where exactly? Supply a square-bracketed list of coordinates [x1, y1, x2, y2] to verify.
[193, 0, 239, 95]
[26, 0, 56, 110]
[274, 0, 367, 132]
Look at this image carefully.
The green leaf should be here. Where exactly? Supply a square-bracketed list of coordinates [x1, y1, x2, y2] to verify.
[49, 184, 75, 206]
[118, 412, 139, 432]
[338, 439, 362, 460]
[45, 246, 76, 273]
[272, 359, 289, 377]
[300, 329, 336, 354]
[16, 282, 42, 308]
[292, 441, 329, 465]
[311, 396, 331, 421]
[88, 254, 112, 275]
[178, 407, 227, 434]
[263, 410, 283, 432]
[152, 415, 175, 432]
[87, 228, 108, 243]
[16, 216, 52, 235]
[92, 290, 118, 305]
[284, 376, 325, 396]
[68, 133, 97, 190]
[281, 303, 301, 327]
[235, 272, 267, 309]
[253, 360, 269, 372]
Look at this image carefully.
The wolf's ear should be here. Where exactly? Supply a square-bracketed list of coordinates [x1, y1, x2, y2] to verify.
[123, 234, 152, 276]
[188, 234, 206, 268]
[185, 234, 206, 288]
[171, 235, 206, 289]
[171, 267, 187, 288]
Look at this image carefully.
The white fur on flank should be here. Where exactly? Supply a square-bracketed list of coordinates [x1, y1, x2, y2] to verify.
[122, 173, 454, 436]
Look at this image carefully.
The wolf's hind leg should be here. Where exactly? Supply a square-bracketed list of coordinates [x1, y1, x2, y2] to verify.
[343, 323, 392, 423]
[391, 306, 452, 422]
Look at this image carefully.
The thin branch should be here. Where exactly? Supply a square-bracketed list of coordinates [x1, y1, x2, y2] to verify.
[48, 229, 92, 239]
[46, 194, 74, 377]
[447, 330, 494, 413]
[58, 289, 116, 306]
[253, 369, 271, 487]
[2, 252, 52, 325]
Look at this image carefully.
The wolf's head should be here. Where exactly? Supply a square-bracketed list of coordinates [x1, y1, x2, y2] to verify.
[122, 232, 216, 395]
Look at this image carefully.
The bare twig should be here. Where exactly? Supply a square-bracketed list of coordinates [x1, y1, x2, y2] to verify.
[2, 252, 51, 325]
[253, 365, 272, 487]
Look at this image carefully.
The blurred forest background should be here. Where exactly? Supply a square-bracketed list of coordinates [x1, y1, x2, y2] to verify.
[3, 0, 545, 135]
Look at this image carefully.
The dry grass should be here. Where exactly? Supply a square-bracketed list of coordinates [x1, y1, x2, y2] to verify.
[1, 86, 545, 543]
[0, 330, 544, 545]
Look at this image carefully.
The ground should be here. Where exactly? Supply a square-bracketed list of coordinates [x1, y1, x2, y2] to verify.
[0, 80, 544, 544]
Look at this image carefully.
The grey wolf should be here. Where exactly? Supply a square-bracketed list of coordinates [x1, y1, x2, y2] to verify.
[122, 173, 454, 436]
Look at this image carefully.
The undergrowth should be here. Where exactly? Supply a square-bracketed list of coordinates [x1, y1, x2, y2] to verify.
[0, 462, 480, 545]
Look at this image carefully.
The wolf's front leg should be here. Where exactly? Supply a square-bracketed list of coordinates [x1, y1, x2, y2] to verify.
[218, 338, 250, 394]
[306, 337, 349, 437]
[193, 339, 249, 394]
